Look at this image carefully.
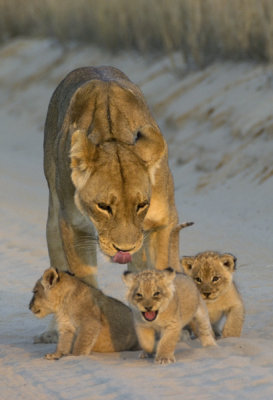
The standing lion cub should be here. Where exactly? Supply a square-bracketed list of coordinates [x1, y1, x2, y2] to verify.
[181, 251, 245, 338]
[29, 268, 139, 359]
[123, 268, 216, 365]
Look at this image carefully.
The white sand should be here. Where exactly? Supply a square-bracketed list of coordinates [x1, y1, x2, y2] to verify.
[0, 39, 273, 400]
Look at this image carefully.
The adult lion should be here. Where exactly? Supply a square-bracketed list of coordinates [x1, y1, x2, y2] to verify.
[44, 66, 180, 287]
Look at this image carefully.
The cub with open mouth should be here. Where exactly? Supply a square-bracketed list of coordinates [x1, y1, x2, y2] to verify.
[123, 268, 216, 365]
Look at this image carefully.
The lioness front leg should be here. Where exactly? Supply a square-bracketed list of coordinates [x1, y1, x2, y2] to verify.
[155, 325, 181, 365]
[148, 224, 181, 272]
[222, 304, 245, 337]
[45, 324, 75, 360]
[60, 217, 98, 287]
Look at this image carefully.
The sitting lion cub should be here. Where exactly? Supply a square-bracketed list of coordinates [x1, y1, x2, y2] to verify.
[181, 251, 245, 338]
[122, 268, 216, 365]
[29, 268, 139, 359]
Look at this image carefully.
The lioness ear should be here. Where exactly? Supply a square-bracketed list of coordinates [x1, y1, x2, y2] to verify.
[162, 267, 176, 283]
[221, 254, 237, 271]
[42, 268, 59, 289]
[181, 257, 195, 275]
[70, 129, 97, 189]
[122, 271, 136, 287]
[134, 125, 167, 168]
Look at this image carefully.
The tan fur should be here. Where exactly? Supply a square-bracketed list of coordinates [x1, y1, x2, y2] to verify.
[181, 251, 245, 338]
[29, 268, 139, 359]
[123, 269, 216, 365]
[44, 66, 180, 291]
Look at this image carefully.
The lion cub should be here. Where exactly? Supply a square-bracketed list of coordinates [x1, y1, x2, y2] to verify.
[29, 268, 139, 359]
[181, 251, 245, 338]
[122, 268, 216, 365]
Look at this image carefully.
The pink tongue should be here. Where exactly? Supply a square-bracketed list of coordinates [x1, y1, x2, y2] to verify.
[144, 311, 156, 321]
[113, 251, 132, 264]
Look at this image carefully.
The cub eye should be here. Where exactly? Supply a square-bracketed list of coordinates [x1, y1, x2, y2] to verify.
[97, 203, 112, 215]
[135, 292, 143, 299]
[136, 201, 149, 213]
[153, 291, 161, 298]
[135, 131, 142, 142]
[195, 277, 202, 284]
[212, 276, 220, 282]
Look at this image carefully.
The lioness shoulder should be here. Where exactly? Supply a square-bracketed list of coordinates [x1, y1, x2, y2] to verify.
[123, 268, 216, 365]
[181, 251, 245, 338]
[29, 268, 139, 359]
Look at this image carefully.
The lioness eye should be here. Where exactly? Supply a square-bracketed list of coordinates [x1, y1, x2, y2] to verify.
[212, 276, 219, 282]
[195, 277, 202, 284]
[153, 291, 160, 297]
[135, 292, 143, 299]
[97, 203, 112, 215]
[136, 201, 149, 213]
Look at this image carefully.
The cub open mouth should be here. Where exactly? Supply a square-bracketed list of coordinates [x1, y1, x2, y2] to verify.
[142, 310, 158, 322]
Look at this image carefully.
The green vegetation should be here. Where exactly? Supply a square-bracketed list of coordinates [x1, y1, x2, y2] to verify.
[1, 0, 273, 67]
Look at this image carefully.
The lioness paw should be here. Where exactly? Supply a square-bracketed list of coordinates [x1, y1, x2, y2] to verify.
[34, 330, 58, 344]
[139, 351, 153, 359]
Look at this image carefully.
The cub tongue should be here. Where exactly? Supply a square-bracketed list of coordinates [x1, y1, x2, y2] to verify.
[113, 251, 132, 264]
[144, 311, 157, 321]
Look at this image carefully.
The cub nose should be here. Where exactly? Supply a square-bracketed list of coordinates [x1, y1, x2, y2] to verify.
[144, 306, 153, 312]
[203, 292, 211, 299]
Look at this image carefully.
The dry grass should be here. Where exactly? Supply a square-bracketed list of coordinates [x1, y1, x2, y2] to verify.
[1, 0, 273, 67]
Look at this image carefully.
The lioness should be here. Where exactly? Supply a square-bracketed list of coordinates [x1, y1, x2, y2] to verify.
[29, 268, 139, 359]
[123, 268, 216, 365]
[181, 251, 245, 338]
[44, 66, 180, 288]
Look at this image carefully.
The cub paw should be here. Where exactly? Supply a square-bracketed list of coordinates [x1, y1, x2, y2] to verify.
[201, 335, 217, 347]
[155, 354, 176, 365]
[44, 352, 61, 360]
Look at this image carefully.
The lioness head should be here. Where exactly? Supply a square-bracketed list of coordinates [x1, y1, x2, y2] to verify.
[122, 268, 176, 322]
[68, 79, 167, 264]
[181, 251, 237, 301]
[29, 268, 64, 318]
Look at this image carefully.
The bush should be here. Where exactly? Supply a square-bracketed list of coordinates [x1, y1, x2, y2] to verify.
[1, 0, 273, 67]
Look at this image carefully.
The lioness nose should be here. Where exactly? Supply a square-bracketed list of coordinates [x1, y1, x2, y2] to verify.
[144, 306, 153, 311]
[204, 292, 211, 298]
[113, 244, 135, 253]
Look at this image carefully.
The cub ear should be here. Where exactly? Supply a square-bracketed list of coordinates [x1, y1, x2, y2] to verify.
[221, 254, 237, 271]
[122, 271, 136, 288]
[70, 129, 97, 189]
[42, 268, 60, 289]
[162, 267, 176, 283]
[180, 257, 195, 275]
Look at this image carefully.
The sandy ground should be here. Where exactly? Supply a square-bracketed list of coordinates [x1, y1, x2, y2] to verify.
[0, 39, 273, 400]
